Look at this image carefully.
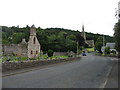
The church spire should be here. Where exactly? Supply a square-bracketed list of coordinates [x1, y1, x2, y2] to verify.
[81, 24, 86, 42]
[82, 24, 84, 32]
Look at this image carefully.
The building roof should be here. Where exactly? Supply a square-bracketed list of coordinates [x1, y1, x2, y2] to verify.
[106, 43, 115, 49]
[31, 25, 35, 29]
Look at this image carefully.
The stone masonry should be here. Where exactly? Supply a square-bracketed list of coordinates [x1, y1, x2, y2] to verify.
[2, 25, 41, 59]
[28, 25, 40, 58]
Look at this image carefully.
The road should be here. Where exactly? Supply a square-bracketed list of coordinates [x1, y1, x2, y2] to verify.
[2, 54, 116, 88]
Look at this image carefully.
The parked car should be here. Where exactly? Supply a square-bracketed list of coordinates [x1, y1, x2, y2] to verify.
[82, 53, 86, 56]
[82, 51, 86, 56]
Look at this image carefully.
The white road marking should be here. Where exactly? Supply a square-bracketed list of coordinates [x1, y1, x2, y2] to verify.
[99, 66, 112, 88]
[110, 58, 119, 61]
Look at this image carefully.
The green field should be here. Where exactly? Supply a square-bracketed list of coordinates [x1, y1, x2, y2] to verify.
[86, 48, 94, 52]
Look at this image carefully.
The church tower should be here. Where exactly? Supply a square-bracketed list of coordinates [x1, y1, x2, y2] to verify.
[81, 25, 87, 43]
[28, 25, 40, 58]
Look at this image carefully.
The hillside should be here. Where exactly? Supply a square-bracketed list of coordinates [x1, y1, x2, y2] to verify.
[2, 26, 114, 52]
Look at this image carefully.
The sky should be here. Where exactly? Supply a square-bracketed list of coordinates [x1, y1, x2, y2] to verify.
[0, 0, 120, 36]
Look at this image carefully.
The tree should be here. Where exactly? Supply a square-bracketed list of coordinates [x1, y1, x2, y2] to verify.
[114, 20, 120, 58]
[95, 42, 103, 53]
[12, 33, 26, 44]
[95, 36, 103, 53]
[105, 46, 110, 54]
[76, 33, 85, 46]
[47, 49, 54, 57]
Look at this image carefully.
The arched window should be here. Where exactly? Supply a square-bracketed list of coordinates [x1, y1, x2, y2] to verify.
[36, 51, 38, 54]
[31, 50, 33, 54]
[33, 37, 36, 44]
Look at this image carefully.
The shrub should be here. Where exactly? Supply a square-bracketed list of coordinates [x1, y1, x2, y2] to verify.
[47, 49, 54, 57]
[105, 47, 110, 54]
[111, 50, 116, 54]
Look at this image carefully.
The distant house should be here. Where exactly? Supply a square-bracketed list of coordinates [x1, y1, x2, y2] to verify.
[106, 43, 115, 49]
[106, 43, 116, 52]
[101, 43, 116, 53]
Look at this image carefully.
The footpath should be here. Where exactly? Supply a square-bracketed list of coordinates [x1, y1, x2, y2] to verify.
[104, 58, 119, 89]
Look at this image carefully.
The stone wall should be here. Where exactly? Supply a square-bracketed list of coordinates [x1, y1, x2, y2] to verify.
[2, 44, 27, 57]
[2, 57, 81, 72]
[53, 52, 68, 56]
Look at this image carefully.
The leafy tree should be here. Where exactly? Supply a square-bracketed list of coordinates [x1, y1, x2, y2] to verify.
[105, 46, 110, 54]
[12, 33, 26, 44]
[66, 35, 76, 41]
[114, 21, 120, 57]
[76, 33, 85, 46]
[47, 49, 54, 57]
[95, 42, 103, 53]
[95, 36, 103, 53]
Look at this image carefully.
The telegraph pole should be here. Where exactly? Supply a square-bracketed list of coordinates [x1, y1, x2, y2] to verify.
[103, 34, 105, 55]
[77, 41, 79, 57]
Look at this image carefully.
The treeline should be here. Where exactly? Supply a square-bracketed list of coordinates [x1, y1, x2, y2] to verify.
[2, 25, 114, 52]
[114, 20, 120, 57]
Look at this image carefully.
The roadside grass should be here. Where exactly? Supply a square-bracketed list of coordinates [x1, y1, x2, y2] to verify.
[95, 52, 118, 57]
[42, 55, 48, 59]
[95, 52, 102, 56]
[1, 56, 28, 62]
[42, 55, 69, 60]
[1, 55, 69, 62]
[52, 56, 69, 59]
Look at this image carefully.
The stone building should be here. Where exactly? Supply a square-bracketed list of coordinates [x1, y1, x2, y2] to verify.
[2, 25, 41, 59]
[81, 25, 94, 48]
[27, 25, 40, 58]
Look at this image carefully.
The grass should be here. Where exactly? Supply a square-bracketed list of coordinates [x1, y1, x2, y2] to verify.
[42, 55, 69, 59]
[42, 55, 48, 59]
[86, 48, 94, 52]
[1, 56, 28, 62]
[95, 52, 102, 56]
[1, 55, 69, 62]
[51, 56, 69, 59]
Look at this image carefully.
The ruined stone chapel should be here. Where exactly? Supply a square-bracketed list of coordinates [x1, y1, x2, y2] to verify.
[2, 25, 41, 58]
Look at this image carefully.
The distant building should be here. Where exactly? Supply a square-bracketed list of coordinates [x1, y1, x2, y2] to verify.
[2, 25, 41, 59]
[28, 25, 40, 58]
[81, 25, 94, 48]
[101, 43, 116, 53]
[106, 43, 117, 52]
[106, 43, 115, 49]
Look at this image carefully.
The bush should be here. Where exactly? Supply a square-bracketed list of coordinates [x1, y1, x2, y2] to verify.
[111, 50, 116, 54]
[47, 49, 54, 57]
[95, 42, 103, 53]
[105, 47, 110, 54]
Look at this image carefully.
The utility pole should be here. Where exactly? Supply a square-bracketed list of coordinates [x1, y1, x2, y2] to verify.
[77, 41, 79, 57]
[103, 34, 105, 55]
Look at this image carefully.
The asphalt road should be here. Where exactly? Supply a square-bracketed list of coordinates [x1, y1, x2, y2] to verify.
[2, 54, 115, 88]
